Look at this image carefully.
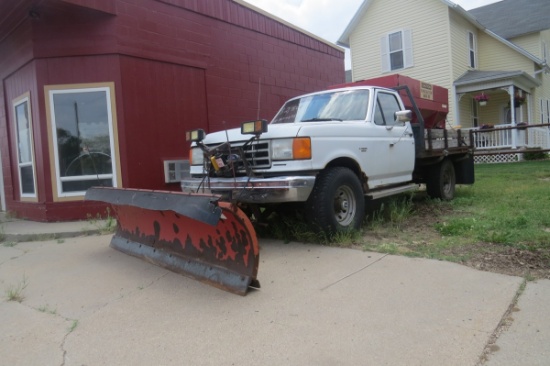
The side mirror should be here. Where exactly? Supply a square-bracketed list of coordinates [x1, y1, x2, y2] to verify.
[395, 110, 412, 123]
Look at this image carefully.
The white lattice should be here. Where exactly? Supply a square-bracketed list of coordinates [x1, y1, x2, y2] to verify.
[474, 154, 521, 164]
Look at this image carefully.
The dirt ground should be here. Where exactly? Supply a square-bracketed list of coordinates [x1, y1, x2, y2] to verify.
[363, 201, 550, 280]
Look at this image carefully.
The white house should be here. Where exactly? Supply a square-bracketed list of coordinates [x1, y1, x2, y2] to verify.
[338, 0, 550, 142]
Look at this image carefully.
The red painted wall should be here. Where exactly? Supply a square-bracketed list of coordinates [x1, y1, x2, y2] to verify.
[0, 0, 345, 221]
[118, 56, 209, 189]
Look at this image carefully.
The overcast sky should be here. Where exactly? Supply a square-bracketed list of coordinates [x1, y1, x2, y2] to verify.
[242, 0, 501, 68]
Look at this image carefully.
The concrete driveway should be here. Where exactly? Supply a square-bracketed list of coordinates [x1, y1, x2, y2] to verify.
[0, 228, 548, 365]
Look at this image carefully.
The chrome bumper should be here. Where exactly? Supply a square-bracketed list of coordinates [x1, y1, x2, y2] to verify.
[181, 176, 316, 203]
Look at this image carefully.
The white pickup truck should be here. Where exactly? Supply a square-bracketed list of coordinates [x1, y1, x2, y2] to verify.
[182, 83, 475, 234]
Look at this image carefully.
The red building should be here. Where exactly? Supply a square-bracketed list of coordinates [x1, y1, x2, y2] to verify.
[0, 0, 344, 221]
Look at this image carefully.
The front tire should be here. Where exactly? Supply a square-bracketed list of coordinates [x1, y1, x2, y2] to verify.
[305, 167, 365, 234]
[426, 159, 456, 200]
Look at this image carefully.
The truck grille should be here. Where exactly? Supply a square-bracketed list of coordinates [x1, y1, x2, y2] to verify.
[207, 140, 271, 173]
[238, 141, 271, 170]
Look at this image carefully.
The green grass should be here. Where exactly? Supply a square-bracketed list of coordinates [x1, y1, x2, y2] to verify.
[437, 161, 550, 249]
[260, 161, 550, 270]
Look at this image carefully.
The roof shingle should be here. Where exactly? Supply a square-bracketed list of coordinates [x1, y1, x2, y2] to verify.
[469, 0, 550, 39]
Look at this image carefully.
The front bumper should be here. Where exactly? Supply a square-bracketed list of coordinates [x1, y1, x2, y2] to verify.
[181, 176, 316, 203]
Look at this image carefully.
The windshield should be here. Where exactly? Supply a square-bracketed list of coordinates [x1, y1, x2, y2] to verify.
[272, 89, 370, 124]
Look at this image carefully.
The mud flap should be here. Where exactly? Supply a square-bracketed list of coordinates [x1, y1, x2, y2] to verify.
[85, 187, 260, 295]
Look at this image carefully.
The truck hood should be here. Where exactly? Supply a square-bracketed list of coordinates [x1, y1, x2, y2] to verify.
[202, 123, 303, 145]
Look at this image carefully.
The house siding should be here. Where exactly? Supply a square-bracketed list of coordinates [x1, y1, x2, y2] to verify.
[477, 33, 533, 71]
[449, 10, 477, 80]
[345, 0, 550, 128]
[350, 0, 451, 87]
[510, 33, 542, 59]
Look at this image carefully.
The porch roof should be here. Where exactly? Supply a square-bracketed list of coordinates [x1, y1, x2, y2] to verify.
[453, 70, 541, 94]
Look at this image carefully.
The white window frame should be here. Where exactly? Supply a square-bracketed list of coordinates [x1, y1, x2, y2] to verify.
[468, 31, 477, 69]
[542, 41, 548, 62]
[381, 29, 413, 73]
[47, 85, 119, 199]
[13, 93, 38, 201]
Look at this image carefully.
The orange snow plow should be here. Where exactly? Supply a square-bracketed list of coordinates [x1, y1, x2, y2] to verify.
[85, 187, 260, 295]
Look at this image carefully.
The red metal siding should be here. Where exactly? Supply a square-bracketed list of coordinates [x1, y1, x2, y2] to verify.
[0, 0, 344, 221]
[119, 56, 208, 189]
[113, 0, 344, 131]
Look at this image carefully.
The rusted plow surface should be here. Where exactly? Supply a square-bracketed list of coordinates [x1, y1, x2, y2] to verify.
[86, 187, 260, 295]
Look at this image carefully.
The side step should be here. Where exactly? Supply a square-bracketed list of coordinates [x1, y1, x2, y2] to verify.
[366, 184, 418, 200]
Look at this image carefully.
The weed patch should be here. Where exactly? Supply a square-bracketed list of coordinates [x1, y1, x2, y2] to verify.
[5, 275, 28, 303]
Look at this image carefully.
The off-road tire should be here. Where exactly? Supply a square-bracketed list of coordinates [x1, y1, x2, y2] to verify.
[305, 167, 365, 234]
[426, 159, 456, 200]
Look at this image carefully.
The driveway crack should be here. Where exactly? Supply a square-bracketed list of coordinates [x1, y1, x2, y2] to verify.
[320, 254, 389, 291]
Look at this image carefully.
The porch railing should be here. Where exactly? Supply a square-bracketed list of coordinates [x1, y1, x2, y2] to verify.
[465, 123, 550, 151]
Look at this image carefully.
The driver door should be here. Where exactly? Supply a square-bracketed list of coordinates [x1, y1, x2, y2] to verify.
[366, 90, 415, 187]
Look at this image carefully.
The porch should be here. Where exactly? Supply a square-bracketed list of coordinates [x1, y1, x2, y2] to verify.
[465, 123, 550, 163]
[453, 70, 549, 162]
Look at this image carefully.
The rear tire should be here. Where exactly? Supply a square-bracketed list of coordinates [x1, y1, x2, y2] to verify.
[305, 167, 365, 234]
[426, 159, 455, 200]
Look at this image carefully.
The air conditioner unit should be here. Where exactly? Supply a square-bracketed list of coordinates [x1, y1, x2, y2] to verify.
[163, 160, 190, 183]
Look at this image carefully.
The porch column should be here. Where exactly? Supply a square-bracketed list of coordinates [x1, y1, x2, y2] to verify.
[453, 86, 460, 128]
[509, 86, 517, 149]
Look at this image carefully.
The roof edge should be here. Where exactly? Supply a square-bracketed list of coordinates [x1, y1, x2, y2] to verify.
[233, 0, 343, 52]
[337, 0, 369, 47]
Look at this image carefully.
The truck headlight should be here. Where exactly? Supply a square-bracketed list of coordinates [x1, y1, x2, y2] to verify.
[272, 137, 311, 160]
[190, 147, 204, 165]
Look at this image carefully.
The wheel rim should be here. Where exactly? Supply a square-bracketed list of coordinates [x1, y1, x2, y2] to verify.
[333, 185, 356, 226]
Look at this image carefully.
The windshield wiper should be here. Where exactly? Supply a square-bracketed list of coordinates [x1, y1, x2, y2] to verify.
[301, 117, 343, 122]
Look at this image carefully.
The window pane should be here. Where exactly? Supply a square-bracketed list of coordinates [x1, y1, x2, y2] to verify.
[377, 93, 401, 126]
[390, 51, 404, 70]
[20, 165, 35, 194]
[53, 91, 112, 178]
[273, 90, 370, 123]
[389, 32, 402, 52]
[469, 32, 474, 48]
[15, 102, 32, 164]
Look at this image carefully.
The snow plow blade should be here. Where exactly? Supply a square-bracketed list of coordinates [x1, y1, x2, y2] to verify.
[85, 187, 260, 295]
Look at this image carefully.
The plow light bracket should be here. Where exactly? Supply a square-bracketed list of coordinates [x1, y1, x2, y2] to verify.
[186, 129, 206, 142]
[241, 119, 268, 136]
